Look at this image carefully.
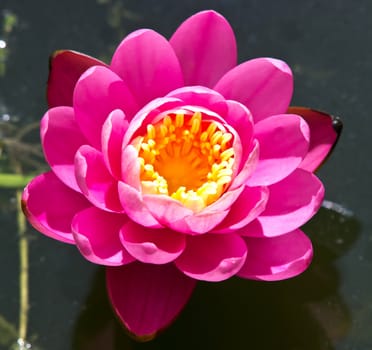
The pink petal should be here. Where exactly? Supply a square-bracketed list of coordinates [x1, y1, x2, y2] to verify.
[170, 10, 237, 87]
[182, 210, 229, 234]
[106, 262, 196, 338]
[224, 100, 254, 162]
[230, 138, 259, 189]
[247, 114, 310, 186]
[41, 106, 87, 192]
[121, 145, 141, 190]
[175, 234, 247, 281]
[213, 186, 269, 233]
[238, 229, 313, 281]
[47, 50, 107, 108]
[73, 66, 138, 149]
[72, 207, 134, 266]
[101, 109, 129, 179]
[166, 86, 227, 115]
[22, 172, 90, 244]
[111, 29, 183, 108]
[143, 195, 194, 231]
[288, 107, 342, 172]
[117, 181, 163, 228]
[75, 145, 122, 212]
[243, 169, 324, 237]
[214, 57, 293, 122]
[120, 221, 186, 264]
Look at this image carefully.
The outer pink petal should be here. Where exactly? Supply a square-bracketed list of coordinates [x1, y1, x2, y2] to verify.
[117, 181, 163, 229]
[47, 50, 107, 108]
[238, 229, 313, 281]
[214, 58, 293, 122]
[101, 109, 129, 179]
[75, 145, 122, 212]
[170, 10, 237, 87]
[175, 234, 247, 282]
[73, 66, 138, 149]
[41, 106, 87, 192]
[111, 29, 183, 107]
[288, 107, 341, 172]
[213, 186, 269, 233]
[106, 262, 196, 338]
[247, 114, 310, 186]
[120, 221, 185, 264]
[243, 169, 324, 237]
[22, 172, 90, 244]
[72, 207, 134, 266]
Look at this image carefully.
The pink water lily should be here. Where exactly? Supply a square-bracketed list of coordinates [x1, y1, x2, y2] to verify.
[22, 10, 340, 339]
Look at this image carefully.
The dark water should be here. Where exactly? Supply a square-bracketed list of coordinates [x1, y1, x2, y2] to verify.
[0, 1, 371, 349]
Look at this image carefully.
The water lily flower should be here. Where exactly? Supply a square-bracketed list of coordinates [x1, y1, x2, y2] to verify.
[22, 10, 341, 339]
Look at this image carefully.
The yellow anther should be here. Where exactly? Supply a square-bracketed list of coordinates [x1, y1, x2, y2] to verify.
[220, 148, 235, 162]
[147, 124, 156, 139]
[206, 123, 218, 138]
[175, 113, 184, 128]
[211, 130, 223, 145]
[159, 124, 168, 138]
[190, 112, 202, 134]
[141, 143, 151, 152]
[144, 163, 154, 173]
[200, 131, 208, 142]
[138, 157, 145, 172]
[207, 155, 215, 165]
[147, 139, 155, 148]
[169, 124, 176, 134]
[220, 133, 233, 149]
[212, 144, 221, 158]
[217, 176, 232, 186]
[164, 115, 172, 126]
[217, 168, 233, 178]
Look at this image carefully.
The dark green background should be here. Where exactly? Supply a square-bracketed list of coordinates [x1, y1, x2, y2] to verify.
[0, 0, 371, 349]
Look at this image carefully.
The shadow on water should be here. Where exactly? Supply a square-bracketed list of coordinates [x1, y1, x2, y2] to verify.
[71, 205, 360, 350]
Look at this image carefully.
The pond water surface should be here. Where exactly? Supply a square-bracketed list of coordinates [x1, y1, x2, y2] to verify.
[1, 1, 372, 349]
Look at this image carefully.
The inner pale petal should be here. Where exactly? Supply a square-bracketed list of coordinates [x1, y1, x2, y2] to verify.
[130, 111, 235, 211]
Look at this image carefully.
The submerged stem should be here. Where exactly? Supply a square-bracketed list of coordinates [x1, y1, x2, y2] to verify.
[16, 189, 28, 342]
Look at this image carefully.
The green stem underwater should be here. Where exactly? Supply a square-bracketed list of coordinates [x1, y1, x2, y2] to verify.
[16, 189, 29, 342]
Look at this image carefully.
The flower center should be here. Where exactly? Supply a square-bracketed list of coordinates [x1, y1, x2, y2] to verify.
[132, 111, 235, 212]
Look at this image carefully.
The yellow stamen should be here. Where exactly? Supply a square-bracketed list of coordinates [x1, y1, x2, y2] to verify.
[175, 113, 184, 128]
[131, 111, 235, 211]
[147, 124, 156, 139]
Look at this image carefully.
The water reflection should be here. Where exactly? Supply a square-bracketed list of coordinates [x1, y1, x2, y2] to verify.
[71, 205, 360, 350]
